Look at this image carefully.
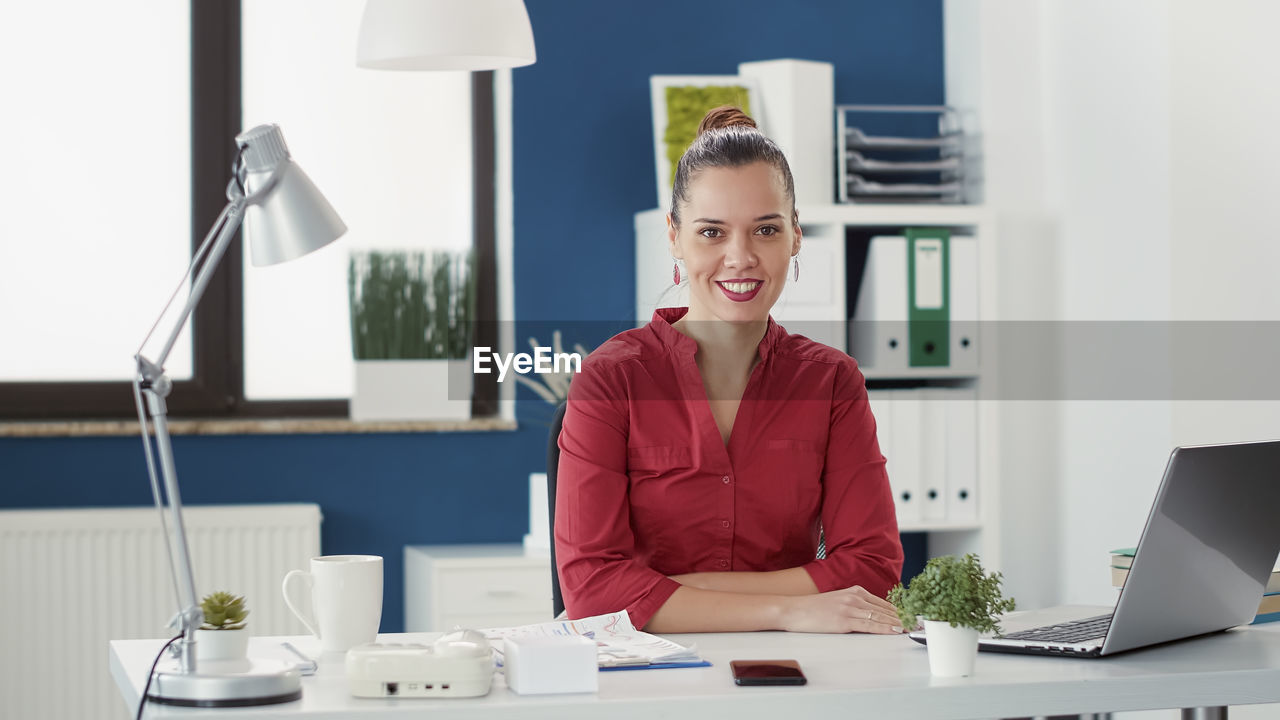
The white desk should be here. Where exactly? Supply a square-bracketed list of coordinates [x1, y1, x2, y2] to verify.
[110, 607, 1280, 719]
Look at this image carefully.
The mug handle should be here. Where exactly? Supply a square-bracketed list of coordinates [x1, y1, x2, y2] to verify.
[282, 570, 321, 638]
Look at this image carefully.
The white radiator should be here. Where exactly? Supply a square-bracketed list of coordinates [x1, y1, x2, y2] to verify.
[0, 504, 322, 720]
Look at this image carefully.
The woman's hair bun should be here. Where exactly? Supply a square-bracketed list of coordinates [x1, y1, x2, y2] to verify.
[696, 105, 758, 136]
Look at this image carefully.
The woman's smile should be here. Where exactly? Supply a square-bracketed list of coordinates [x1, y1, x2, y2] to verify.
[716, 279, 764, 301]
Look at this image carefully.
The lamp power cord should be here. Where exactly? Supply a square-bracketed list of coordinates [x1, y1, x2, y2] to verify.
[136, 634, 183, 720]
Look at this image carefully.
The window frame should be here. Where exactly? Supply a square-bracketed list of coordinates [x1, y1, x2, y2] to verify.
[0, 0, 498, 421]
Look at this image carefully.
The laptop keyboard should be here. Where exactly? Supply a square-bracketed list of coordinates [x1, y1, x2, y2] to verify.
[1003, 613, 1113, 643]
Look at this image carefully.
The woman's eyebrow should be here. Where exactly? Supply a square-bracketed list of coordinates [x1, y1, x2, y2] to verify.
[692, 214, 783, 224]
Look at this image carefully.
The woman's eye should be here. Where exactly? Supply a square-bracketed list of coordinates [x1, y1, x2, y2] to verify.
[757, 225, 779, 236]
[698, 227, 722, 238]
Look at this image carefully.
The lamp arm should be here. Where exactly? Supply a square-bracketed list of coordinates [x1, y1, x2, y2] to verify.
[137, 379, 205, 672]
[132, 376, 184, 625]
[128, 194, 245, 671]
[134, 202, 234, 370]
[145, 198, 246, 374]
[138, 164, 281, 374]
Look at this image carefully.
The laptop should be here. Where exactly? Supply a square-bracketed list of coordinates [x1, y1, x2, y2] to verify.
[910, 439, 1280, 658]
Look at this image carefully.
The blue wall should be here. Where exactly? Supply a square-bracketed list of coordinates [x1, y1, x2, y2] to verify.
[513, 0, 944, 331]
[0, 0, 942, 633]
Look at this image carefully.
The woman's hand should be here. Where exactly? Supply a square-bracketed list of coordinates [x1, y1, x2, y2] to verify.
[780, 585, 905, 634]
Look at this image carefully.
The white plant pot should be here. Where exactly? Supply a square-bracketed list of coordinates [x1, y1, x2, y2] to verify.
[923, 620, 980, 677]
[195, 628, 249, 661]
[352, 359, 473, 421]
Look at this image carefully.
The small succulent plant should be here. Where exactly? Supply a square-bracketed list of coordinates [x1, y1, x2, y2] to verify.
[199, 591, 249, 631]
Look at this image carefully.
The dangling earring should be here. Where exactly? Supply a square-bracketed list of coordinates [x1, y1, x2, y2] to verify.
[792, 255, 800, 282]
[673, 261, 682, 285]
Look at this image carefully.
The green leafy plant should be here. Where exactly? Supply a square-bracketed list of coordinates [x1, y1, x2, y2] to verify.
[348, 250, 475, 360]
[663, 85, 752, 188]
[199, 591, 248, 631]
[888, 553, 1016, 636]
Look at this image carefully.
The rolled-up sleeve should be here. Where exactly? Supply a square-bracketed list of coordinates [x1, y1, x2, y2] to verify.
[554, 356, 680, 627]
[802, 359, 903, 598]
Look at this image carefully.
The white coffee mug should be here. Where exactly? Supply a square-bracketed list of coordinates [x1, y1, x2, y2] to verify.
[282, 555, 383, 654]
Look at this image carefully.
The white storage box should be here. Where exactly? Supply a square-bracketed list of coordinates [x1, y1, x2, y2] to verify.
[503, 635, 597, 695]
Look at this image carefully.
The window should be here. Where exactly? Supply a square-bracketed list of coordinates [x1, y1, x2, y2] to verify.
[0, 1, 193, 384]
[0, 1, 498, 420]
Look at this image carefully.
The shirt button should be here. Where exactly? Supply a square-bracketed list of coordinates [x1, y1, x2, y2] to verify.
[722, 475, 731, 484]
[718, 560, 729, 568]
[721, 520, 730, 528]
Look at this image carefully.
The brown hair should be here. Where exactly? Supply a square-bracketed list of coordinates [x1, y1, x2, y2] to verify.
[670, 105, 796, 227]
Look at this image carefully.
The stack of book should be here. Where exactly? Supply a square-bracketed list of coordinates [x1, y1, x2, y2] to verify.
[1110, 548, 1280, 624]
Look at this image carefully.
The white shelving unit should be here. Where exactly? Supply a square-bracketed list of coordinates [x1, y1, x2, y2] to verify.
[634, 203, 1000, 568]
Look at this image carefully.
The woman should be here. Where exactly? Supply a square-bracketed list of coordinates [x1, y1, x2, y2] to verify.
[555, 106, 904, 634]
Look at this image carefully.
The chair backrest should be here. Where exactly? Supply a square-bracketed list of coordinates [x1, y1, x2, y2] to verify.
[546, 401, 568, 618]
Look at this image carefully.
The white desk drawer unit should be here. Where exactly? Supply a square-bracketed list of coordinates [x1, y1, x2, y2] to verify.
[405, 544, 553, 631]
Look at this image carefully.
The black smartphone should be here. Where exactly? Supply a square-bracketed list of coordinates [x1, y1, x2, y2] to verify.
[730, 659, 807, 686]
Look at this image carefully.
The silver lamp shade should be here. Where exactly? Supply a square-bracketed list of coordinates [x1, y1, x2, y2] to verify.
[356, 0, 536, 71]
[236, 124, 347, 267]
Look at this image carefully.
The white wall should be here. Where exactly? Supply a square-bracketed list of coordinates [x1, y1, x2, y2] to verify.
[948, 1, 1280, 716]
[948, 0, 1278, 610]
[947, 3, 1280, 716]
[1040, 0, 1175, 609]
[1168, 0, 1280, 445]
[945, 0, 1065, 612]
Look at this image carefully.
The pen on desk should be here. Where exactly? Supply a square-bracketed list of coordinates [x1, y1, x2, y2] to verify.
[281, 642, 317, 675]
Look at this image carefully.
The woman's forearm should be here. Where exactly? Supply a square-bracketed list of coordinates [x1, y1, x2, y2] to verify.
[668, 566, 819, 596]
[643, 583, 905, 635]
[643, 586, 789, 633]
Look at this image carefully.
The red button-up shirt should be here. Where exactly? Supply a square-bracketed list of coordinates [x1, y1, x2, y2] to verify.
[555, 308, 903, 628]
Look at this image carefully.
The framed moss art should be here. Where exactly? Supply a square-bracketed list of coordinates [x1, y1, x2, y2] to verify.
[649, 75, 764, 209]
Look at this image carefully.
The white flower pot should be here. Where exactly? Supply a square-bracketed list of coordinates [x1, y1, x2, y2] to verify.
[923, 620, 980, 677]
[351, 359, 473, 421]
[195, 628, 249, 661]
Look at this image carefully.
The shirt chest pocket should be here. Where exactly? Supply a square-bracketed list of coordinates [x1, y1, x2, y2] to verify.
[627, 445, 695, 531]
[627, 445, 692, 474]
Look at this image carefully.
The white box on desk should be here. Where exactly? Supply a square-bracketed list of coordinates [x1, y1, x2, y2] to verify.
[503, 635, 598, 695]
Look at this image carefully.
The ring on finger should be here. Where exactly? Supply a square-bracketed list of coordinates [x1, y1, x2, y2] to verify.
[866, 610, 872, 620]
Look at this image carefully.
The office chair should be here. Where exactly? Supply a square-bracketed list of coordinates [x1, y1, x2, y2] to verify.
[546, 401, 568, 618]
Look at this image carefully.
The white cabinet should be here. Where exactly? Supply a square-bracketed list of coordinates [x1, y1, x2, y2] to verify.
[634, 203, 999, 567]
[404, 544, 552, 632]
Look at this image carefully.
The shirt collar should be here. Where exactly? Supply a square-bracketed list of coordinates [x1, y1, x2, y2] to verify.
[650, 307, 786, 360]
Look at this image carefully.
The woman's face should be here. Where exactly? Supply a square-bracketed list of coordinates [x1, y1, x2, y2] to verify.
[668, 161, 801, 325]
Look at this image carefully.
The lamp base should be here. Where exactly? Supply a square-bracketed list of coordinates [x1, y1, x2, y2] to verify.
[148, 658, 302, 707]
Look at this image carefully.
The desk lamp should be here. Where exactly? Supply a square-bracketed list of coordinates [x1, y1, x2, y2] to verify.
[133, 123, 346, 706]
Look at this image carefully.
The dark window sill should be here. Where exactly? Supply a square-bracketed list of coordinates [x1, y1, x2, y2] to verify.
[0, 417, 518, 438]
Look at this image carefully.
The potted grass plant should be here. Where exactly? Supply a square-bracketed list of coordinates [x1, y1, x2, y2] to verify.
[348, 250, 475, 421]
[195, 591, 250, 661]
[888, 553, 1016, 677]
